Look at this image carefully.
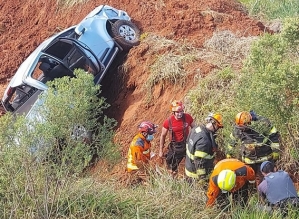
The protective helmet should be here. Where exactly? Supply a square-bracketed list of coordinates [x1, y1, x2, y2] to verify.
[217, 169, 236, 192]
[170, 100, 185, 112]
[206, 113, 224, 128]
[138, 121, 158, 135]
[235, 111, 252, 126]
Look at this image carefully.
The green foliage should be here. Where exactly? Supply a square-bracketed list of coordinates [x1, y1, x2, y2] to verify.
[0, 70, 118, 217]
[54, 179, 135, 218]
[239, 0, 299, 20]
[185, 67, 242, 148]
[281, 17, 299, 46]
[38, 69, 118, 171]
[237, 18, 299, 133]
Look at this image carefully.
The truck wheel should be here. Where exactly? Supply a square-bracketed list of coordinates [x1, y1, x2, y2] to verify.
[111, 20, 140, 51]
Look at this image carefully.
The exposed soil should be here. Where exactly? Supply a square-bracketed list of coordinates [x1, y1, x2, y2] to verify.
[3, 0, 294, 186]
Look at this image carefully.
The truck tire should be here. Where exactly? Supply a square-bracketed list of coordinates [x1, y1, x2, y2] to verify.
[111, 20, 140, 51]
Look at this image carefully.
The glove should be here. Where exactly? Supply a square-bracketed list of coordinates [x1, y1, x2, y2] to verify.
[250, 110, 258, 121]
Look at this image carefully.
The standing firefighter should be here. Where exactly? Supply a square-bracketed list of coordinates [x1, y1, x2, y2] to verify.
[127, 121, 158, 184]
[206, 158, 256, 208]
[185, 113, 223, 183]
[226, 111, 280, 184]
[159, 100, 195, 176]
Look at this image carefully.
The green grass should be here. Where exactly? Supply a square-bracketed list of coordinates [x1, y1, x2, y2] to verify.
[239, 0, 299, 20]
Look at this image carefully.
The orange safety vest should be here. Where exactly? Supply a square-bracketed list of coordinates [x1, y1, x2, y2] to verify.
[206, 159, 255, 207]
[127, 133, 151, 172]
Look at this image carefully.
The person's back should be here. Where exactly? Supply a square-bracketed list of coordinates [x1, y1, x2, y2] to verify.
[265, 171, 298, 204]
[258, 161, 299, 216]
[206, 158, 255, 207]
[232, 125, 273, 162]
[227, 111, 280, 186]
[258, 161, 298, 208]
[185, 113, 223, 183]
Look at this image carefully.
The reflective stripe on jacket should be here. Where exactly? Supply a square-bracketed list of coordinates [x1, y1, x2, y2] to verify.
[185, 125, 215, 179]
[127, 133, 151, 172]
[206, 159, 255, 207]
[242, 154, 273, 164]
[227, 121, 280, 163]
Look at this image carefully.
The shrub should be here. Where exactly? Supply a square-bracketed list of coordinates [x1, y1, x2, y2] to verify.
[237, 18, 299, 131]
[0, 70, 118, 217]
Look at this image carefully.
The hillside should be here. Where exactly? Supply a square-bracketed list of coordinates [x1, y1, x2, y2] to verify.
[0, 0, 268, 178]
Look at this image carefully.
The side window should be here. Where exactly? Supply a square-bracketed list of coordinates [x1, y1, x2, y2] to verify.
[32, 57, 58, 82]
[44, 41, 72, 60]
[32, 61, 46, 81]
[67, 48, 96, 75]
[8, 85, 37, 112]
[67, 49, 85, 70]
[83, 61, 96, 75]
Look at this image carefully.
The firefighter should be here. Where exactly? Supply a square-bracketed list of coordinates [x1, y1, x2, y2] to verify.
[185, 113, 224, 183]
[159, 100, 195, 176]
[127, 121, 158, 184]
[206, 158, 256, 208]
[226, 111, 280, 184]
[258, 161, 299, 216]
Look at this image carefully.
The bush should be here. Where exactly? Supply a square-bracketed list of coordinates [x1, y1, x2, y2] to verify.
[0, 70, 118, 217]
[237, 18, 299, 132]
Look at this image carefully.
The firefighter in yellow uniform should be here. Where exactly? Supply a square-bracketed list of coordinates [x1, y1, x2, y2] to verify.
[226, 111, 280, 184]
[127, 121, 158, 184]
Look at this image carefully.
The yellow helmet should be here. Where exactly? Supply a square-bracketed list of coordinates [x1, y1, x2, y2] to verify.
[217, 169, 236, 192]
[235, 111, 252, 126]
[206, 113, 224, 128]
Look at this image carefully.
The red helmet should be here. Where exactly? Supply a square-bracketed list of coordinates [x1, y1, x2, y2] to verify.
[170, 100, 184, 112]
[138, 121, 158, 135]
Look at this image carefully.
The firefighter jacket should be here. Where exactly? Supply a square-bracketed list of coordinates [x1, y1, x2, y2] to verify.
[227, 117, 280, 164]
[127, 133, 151, 172]
[185, 125, 216, 179]
[206, 159, 255, 207]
